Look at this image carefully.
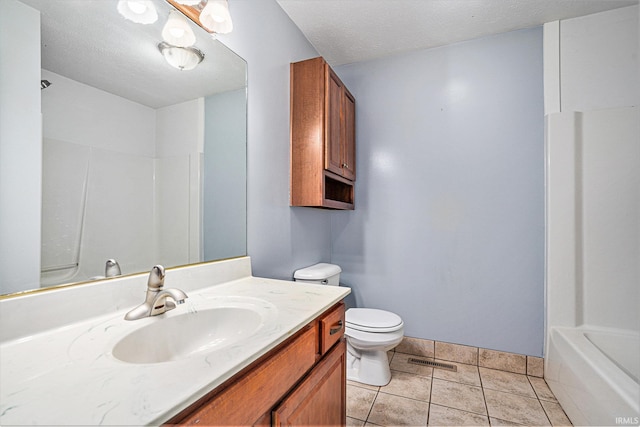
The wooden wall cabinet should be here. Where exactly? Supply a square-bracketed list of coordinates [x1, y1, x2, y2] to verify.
[290, 57, 356, 210]
[166, 302, 346, 427]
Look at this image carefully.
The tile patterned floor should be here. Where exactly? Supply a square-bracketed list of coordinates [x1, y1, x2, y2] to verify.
[347, 351, 573, 426]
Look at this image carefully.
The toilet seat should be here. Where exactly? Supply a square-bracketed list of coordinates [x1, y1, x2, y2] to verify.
[345, 325, 405, 346]
[346, 308, 403, 333]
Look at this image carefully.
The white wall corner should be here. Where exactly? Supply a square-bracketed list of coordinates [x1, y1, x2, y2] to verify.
[543, 21, 561, 115]
[545, 111, 581, 330]
[196, 97, 205, 154]
[189, 152, 204, 263]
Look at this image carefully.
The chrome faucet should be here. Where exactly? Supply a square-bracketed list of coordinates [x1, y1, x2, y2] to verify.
[124, 265, 188, 321]
[105, 259, 122, 277]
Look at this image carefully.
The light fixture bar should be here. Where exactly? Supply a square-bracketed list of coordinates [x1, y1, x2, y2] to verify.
[165, 0, 213, 33]
[165, 0, 233, 34]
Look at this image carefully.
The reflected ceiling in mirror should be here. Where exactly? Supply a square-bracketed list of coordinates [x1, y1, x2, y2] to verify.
[23, 0, 245, 109]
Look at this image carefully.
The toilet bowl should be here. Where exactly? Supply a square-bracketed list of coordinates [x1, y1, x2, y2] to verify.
[293, 263, 404, 386]
[345, 307, 404, 386]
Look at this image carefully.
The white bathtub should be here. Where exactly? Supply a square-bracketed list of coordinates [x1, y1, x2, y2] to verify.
[546, 327, 640, 426]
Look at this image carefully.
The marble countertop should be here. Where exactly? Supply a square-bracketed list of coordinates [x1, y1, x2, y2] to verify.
[0, 276, 349, 426]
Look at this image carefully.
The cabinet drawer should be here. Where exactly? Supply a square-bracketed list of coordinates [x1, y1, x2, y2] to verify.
[320, 302, 345, 355]
[172, 324, 318, 426]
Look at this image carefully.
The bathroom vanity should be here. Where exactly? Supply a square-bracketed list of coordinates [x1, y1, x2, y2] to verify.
[167, 302, 346, 426]
[0, 257, 350, 426]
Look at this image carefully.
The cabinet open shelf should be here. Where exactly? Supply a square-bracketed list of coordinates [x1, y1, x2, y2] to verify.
[324, 172, 354, 209]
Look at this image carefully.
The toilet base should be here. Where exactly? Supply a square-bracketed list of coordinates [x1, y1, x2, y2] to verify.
[346, 344, 392, 386]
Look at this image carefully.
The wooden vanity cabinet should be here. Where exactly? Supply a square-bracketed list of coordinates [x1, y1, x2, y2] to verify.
[290, 57, 356, 210]
[272, 341, 346, 426]
[165, 302, 346, 427]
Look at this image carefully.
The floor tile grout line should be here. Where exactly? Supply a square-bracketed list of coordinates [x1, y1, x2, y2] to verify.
[364, 387, 379, 425]
[526, 374, 564, 403]
[361, 351, 391, 425]
[428, 401, 496, 420]
[376, 389, 433, 404]
[527, 374, 543, 401]
[430, 375, 492, 420]
[425, 373, 433, 427]
[477, 364, 492, 425]
[347, 349, 573, 427]
[527, 374, 574, 426]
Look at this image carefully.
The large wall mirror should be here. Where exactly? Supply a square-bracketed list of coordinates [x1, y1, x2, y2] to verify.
[3, 0, 247, 295]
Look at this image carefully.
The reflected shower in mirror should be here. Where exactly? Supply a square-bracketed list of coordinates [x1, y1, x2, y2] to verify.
[2, 0, 246, 294]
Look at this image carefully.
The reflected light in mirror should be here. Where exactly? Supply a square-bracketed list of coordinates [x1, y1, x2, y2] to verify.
[200, 0, 233, 34]
[162, 10, 196, 47]
[117, 0, 158, 24]
[159, 42, 204, 70]
[166, 0, 233, 35]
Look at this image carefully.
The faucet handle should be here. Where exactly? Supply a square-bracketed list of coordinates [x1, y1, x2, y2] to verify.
[147, 265, 165, 290]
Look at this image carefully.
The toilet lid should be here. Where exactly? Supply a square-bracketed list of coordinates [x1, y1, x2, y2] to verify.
[346, 308, 403, 333]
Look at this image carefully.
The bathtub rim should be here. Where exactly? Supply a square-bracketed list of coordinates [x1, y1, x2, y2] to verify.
[545, 326, 639, 426]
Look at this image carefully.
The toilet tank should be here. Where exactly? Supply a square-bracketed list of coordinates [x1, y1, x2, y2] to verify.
[293, 263, 341, 286]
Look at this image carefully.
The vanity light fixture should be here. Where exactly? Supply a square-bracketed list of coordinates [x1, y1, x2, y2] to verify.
[162, 10, 196, 47]
[165, 0, 233, 35]
[158, 42, 204, 71]
[117, 0, 158, 24]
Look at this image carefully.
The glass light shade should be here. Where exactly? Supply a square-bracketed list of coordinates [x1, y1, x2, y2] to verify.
[174, 0, 201, 4]
[158, 42, 204, 71]
[199, 0, 233, 34]
[162, 10, 196, 47]
[116, 0, 158, 24]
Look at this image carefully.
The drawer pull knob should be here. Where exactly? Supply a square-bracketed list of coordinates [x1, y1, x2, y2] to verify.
[329, 320, 343, 335]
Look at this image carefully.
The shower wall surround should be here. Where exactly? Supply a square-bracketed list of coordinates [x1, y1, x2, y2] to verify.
[40, 69, 201, 285]
[544, 7, 638, 424]
[41, 138, 156, 284]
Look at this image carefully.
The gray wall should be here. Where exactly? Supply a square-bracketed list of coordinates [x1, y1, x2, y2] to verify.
[331, 28, 545, 356]
[217, 1, 332, 280]
[204, 89, 247, 261]
[0, 0, 42, 293]
[221, 2, 545, 356]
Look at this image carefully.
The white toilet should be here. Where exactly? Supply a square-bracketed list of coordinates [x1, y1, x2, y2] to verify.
[293, 263, 404, 386]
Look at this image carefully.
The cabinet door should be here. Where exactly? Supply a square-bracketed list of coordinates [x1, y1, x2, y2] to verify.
[273, 340, 346, 427]
[342, 90, 356, 181]
[325, 66, 345, 177]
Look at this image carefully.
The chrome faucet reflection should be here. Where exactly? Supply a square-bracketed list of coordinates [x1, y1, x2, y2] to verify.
[105, 259, 122, 277]
[124, 265, 188, 321]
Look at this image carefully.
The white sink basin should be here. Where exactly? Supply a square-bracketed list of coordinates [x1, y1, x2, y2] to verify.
[112, 306, 266, 364]
[66, 295, 278, 364]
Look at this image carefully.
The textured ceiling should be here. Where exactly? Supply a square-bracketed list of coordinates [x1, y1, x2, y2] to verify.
[21, 0, 246, 108]
[276, 0, 638, 66]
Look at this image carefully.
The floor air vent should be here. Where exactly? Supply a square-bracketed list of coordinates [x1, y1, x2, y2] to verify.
[407, 358, 457, 372]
